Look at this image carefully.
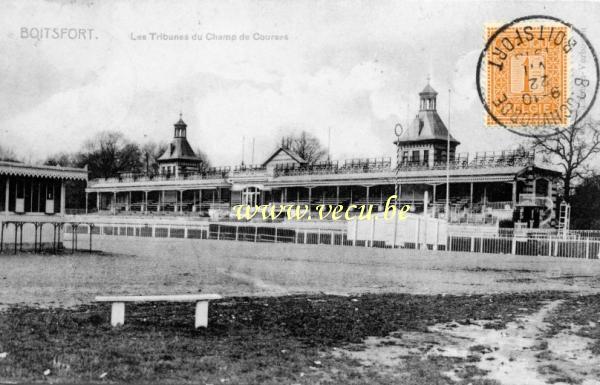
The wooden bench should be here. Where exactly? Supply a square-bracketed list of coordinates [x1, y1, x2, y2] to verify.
[95, 294, 222, 328]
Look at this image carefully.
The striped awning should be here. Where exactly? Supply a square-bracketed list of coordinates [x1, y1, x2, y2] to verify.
[0, 161, 88, 181]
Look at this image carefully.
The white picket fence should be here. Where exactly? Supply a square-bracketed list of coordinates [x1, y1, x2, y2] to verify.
[62, 221, 600, 260]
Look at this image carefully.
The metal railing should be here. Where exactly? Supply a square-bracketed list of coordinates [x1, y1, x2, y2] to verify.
[88, 167, 231, 186]
[274, 157, 392, 177]
[232, 165, 267, 176]
[396, 150, 535, 171]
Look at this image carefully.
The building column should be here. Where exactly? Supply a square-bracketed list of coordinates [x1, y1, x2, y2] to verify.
[4, 177, 10, 214]
[112, 192, 117, 214]
[96, 192, 101, 211]
[336, 186, 340, 205]
[85, 192, 89, 214]
[144, 191, 148, 212]
[127, 191, 131, 211]
[548, 179, 555, 223]
[174, 191, 178, 212]
[398, 184, 402, 203]
[483, 186, 487, 209]
[60, 180, 66, 215]
[365, 186, 370, 205]
[470, 182, 474, 208]
[512, 181, 517, 207]
[157, 191, 162, 212]
[308, 187, 312, 210]
[433, 184, 437, 203]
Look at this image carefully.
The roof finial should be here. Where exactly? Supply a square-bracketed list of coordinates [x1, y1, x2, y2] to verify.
[426, 74, 431, 85]
[179, 111, 182, 120]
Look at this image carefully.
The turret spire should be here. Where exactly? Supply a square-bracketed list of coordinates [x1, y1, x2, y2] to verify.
[419, 80, 438, 111]
[174, 113, 187, 138]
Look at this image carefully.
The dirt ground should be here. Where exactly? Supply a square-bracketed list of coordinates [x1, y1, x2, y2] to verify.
[1, 236, 600, 384]
[338, 299, 600, 385]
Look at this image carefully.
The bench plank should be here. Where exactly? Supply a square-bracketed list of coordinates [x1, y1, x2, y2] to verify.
[95, 294, 222, 302]
[95, 294, 222, 328]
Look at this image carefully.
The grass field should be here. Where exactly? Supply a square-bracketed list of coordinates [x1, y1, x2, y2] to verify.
[1, 237, 599, 384]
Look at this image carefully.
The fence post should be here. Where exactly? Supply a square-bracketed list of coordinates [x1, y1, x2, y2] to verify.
[353, 219, 358, 247]
[217, 224, 221, 240]
[392, 214, 398, 249]
[331, 230, 335, 245]
[152, 224, 156, 238]
[370, 217, 375, 248]
[470, 236, 475, 252]
[254, 226, 258, 242]
[275, 227, 278, 243]
[415, 217, 420, 250]
[235, 224, 239, 241]
[511, 236, 517, 255]
[295, 228, 299, 243]
[89, 224, 93, 252]
[586, 238, 590, 259]
[433, 220, 439, 251]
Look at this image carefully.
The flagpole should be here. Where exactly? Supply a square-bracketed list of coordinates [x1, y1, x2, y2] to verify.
[446, 89, 451, 222]
[241, 136, 245, 166]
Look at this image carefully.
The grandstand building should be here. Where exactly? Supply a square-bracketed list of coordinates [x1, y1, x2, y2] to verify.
[85, 84, 563, 228]
[1, 161, 88, 215]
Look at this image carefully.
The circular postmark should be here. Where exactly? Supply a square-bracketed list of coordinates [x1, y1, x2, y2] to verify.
[476, 15, 599, 137]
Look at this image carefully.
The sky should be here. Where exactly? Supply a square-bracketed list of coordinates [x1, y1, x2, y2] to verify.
[1, 0, 600, 167]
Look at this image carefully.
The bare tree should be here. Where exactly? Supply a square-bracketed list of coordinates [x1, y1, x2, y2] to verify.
[44, 152, 74, 167]
[193, 147, 212, 168]
[528, 118, 600, 202]
[280, 131, 327, 165]
[141, 141, 168, 174]
[75, 131, 143, 179]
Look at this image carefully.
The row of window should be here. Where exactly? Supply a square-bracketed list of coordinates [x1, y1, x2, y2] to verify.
[401, 149, 453, 164]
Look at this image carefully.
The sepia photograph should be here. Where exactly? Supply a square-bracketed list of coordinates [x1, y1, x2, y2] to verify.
[1, 0, 600, 384]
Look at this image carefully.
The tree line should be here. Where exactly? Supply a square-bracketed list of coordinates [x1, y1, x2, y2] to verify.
[43, 131, 210, 179]
[42, 130, 328, 179]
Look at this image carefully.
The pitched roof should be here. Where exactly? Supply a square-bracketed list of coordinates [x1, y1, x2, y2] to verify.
[420, 83, 438, 95]
[262, 146, 307, 166]
[157, 138, 200, 162]
[0, 161, 88, 180]
[396, 110, 460, 145]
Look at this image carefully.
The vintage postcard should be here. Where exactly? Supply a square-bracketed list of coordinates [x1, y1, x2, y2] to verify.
[1, 1, 600, 384]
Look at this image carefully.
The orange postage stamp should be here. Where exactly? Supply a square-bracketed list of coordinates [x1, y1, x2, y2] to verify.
[485, 24, 569, 127]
